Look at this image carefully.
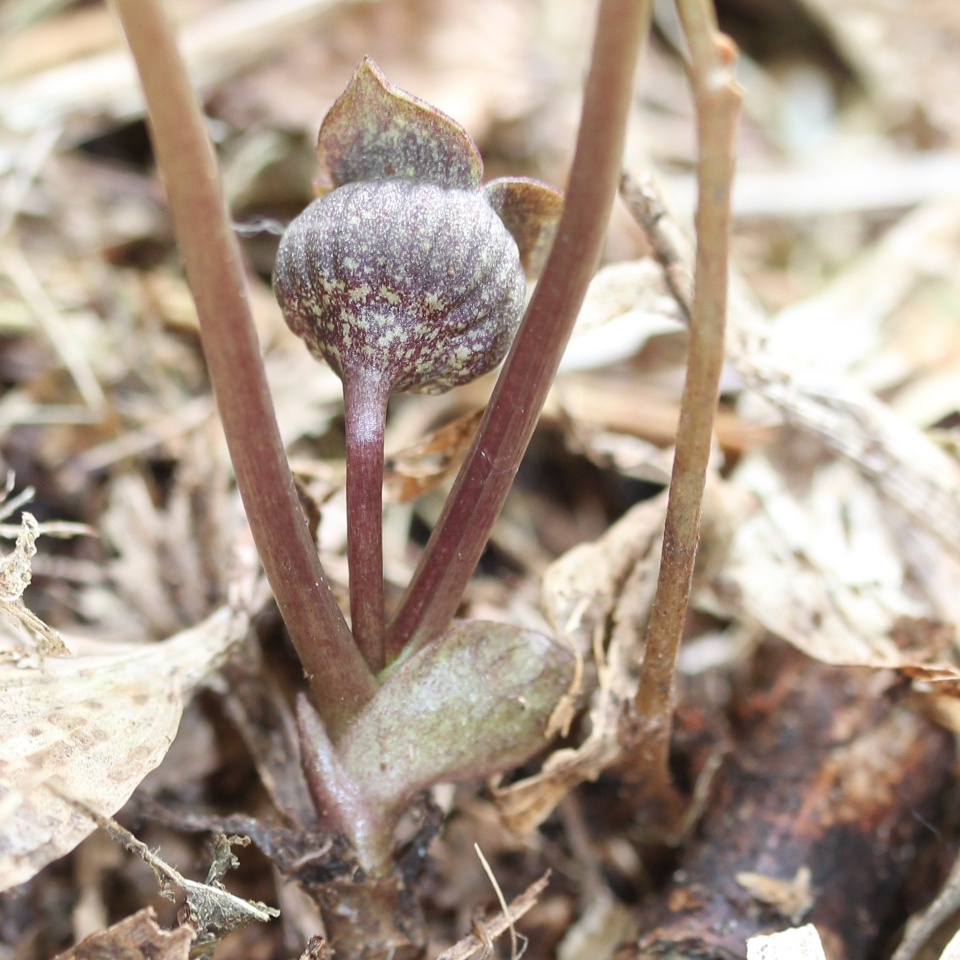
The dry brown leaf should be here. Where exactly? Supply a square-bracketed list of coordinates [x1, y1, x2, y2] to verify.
[623, 172, 960, 572]
[717, 454, 960, 686]
[736, 867, 815, 925]
[50, 907, 192, 960]
[0, 602, 248, 891]
[491, 493, 668, 834]
[552, 373, 773, 452]
[383, 408, 483, 504]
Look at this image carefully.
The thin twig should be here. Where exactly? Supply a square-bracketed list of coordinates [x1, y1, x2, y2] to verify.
[386, 0, 654, 657]
[109, 0, 376, 733]
[626, 0, 741, 790]
[889, 851, 960, 960]
[619, 170, 694, 317]
[435, 872, 550, 960]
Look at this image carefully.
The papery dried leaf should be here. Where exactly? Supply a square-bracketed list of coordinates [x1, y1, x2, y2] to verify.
[0, 605, 245, 891]
[0, 510, 37, 602]
[383, 408, 483, 504]
[622, 172, 960, 571]
[51, 907, 192, 960]
[0, 511, 68, 657]
[558, 259, 684, 373]
[718, 455, 960, 684]
[315, 57, 482, 193]
[492, 493, 668, 834]
[486, 177, 563, 278]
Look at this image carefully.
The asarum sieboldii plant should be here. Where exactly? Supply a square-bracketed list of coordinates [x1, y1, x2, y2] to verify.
[274, 58, 562, 673]
[272, 58, 572, 953]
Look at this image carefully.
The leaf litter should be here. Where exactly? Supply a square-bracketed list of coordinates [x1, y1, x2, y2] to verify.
[6, 0, 960, 957]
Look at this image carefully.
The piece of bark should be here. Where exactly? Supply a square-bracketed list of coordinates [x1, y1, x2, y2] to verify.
[616, 640, 955, 960]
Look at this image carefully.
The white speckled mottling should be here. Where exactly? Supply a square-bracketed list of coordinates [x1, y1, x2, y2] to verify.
[274, 179, 525, 394]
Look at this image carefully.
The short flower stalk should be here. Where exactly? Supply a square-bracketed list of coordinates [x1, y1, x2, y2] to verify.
[273, 59, 561, 670]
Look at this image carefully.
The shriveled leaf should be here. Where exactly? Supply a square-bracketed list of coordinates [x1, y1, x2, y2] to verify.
[492, 493, 668, 834]
[0, 510, 69, 657]
[0, 604, 246, 891]
[486, 177, 563, 278]
[315, 56, 482, 193]
[719, 454, 960, 685]
[558, 259, 684, 373]
[383, 408, 483, 504]
[51, 907, 192, 960]
[87, 814, 278, 957]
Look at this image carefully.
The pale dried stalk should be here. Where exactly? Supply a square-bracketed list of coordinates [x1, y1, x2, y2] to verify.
[629, 0, 741, 789]
[435, 872, 550, 960]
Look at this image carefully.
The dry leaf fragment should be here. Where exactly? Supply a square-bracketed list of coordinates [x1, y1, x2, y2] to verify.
[622, 172, 960, 572]
[492, 493, 668, 834]
[0, 603, 248, 891]
[558, 258, 684, 373]
[51, 907, 192, 960]
[718, 454, 960, 687]
[80, 812, 280, 957]
[736, 867, 815, 925]
[0, 509, 70, 657]
[383, 408, 483, 504]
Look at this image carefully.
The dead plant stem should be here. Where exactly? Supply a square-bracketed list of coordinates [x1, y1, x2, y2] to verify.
[386, 0, 654, 658]
[110, 0, 377, 734]
[629, 0, 741, 788]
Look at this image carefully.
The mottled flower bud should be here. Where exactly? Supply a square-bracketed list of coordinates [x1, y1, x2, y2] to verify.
[271, 58, 563, 671]
[274, 178, 525, 394]
[273, 57, 562, 395]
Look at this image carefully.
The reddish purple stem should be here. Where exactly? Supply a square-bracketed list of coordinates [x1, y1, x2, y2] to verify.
[386, 0, 652, 659]
[343, 372, 388, 672]
[110, 0, 377, 736]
